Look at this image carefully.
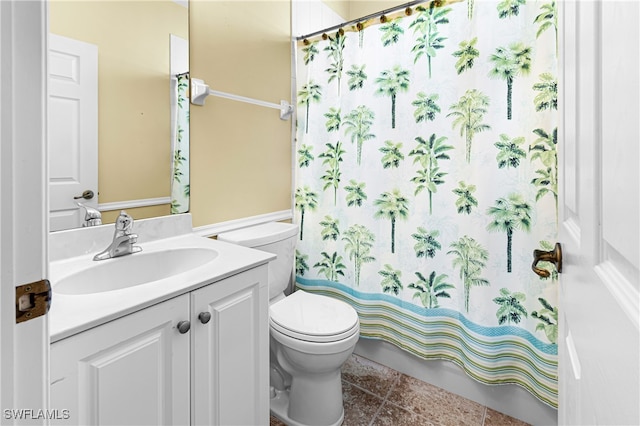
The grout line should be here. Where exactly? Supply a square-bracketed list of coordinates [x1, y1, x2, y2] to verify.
[481, 406, 487, 426]
[341, 375, 387, 400]
[340, 379, 386, 426]
[339, 378, 387, 426]
[382, 372, 402, 400]
[367, 373, 402, 426]
[367, 401, 385, 426]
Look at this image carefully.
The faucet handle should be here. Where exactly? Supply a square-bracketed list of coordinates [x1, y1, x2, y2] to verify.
[115, 210, 134, 234]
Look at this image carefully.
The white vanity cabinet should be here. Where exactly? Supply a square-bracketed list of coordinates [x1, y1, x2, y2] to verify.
[191, 264, 269, 425]
[50, 265, 269, 426]
[50, 294, 191, 425]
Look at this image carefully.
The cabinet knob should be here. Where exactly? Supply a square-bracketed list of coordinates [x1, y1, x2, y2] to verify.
[177, 320, 191, 334]
[198, 312, 211, 324]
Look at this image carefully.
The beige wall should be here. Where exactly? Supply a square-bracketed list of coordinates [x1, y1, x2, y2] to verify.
[50, 1, 187, 220]
[189, 1, 292, 228]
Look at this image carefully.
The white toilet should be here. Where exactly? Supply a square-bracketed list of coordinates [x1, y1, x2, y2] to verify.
[218, 222, 360, 426]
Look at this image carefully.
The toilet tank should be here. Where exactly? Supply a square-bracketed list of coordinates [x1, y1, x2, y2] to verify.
[217, 222, 298, 300]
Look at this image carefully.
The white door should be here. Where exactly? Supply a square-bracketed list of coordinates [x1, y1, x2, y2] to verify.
[558, 1, 640, 424]
[0, 0, 50, 421]
[48, 34, 98, 232]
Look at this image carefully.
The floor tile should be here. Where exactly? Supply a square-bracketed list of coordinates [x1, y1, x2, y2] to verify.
[371, 402, 434, 426]
[269, 414, 286, 426]
[342, 381, 384, 425]
[341, 353, 401, 399]
[483, 408, 531, 426]
[271, 354, 531, 426]
[386, 374, 485, 426]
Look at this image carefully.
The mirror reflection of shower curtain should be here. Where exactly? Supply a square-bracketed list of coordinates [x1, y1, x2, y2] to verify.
[170, 72, 190, 214]
[294, 0, 558, 408]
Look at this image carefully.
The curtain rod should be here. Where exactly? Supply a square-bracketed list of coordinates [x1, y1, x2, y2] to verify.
[295, 0, 444, 41]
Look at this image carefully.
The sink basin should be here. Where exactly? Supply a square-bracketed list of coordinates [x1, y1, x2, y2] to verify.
[54, 247, 218, 295]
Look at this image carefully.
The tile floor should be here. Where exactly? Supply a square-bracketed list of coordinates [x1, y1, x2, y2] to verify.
[270, 354, 530, 426]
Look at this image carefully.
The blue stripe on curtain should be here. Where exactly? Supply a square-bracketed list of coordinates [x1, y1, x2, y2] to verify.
[297, 277, 558, 407]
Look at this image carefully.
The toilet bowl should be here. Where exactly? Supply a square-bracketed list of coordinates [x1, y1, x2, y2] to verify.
[217, 223, 360, 426]
[270, 290, 359, 425]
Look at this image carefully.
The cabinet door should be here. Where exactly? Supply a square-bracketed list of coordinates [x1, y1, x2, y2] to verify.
[191, 265, 270, 426]
[50, 295, 191, 425]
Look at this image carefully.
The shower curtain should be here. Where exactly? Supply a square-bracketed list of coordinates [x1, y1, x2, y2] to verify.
[171, 72, 190, 214]
[294, 0, 558, 408]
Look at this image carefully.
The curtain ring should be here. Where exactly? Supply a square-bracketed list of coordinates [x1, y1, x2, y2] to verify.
[356, 22, 364, 31]
[405, 7, 413, 16]
[380, 14, 387, 23]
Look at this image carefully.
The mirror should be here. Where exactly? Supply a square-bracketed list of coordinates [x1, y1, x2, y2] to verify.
[48, 0, 189, 230]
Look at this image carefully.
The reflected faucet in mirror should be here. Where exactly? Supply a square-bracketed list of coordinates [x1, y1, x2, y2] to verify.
[77, 202, 102, 227]
[93, 211, 142, 261]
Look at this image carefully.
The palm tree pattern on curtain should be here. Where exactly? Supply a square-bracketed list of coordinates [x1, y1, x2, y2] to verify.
[295, 0, 558, 408]
[171, 73, 190, 214]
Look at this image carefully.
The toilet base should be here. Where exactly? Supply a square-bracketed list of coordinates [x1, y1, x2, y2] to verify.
[270, 387, 344, 426]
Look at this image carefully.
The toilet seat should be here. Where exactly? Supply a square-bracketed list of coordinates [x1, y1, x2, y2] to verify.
[270, 291, 359, 343]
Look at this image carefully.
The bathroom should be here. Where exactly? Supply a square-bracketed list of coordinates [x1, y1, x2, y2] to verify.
[0, 0, 638, 425]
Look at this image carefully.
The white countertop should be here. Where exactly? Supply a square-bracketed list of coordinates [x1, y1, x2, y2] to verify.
[49, 231, 275, 343]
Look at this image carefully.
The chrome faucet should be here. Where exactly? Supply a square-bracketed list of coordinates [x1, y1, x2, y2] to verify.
[77, 202, 102, 227]
[93, 211, 142, 261]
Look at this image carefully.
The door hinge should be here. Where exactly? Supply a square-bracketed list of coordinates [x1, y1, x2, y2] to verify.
[16, 279, 52, 324]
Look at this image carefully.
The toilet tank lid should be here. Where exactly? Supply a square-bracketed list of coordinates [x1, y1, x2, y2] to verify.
[217, 222, 298, 247]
